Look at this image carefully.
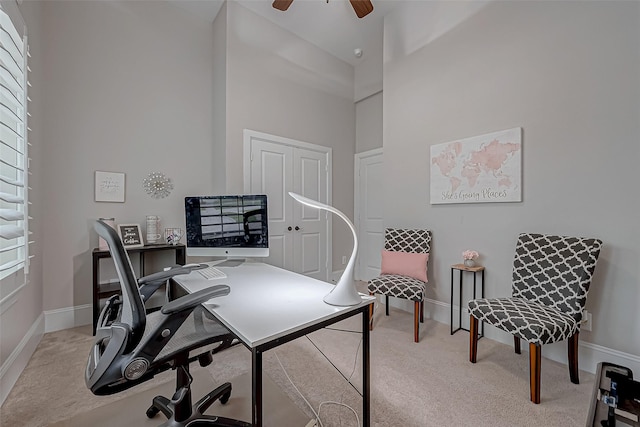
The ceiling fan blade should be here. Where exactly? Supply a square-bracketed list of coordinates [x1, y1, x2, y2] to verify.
[273, 0, 294, 12]
[349, 0, 374, 18]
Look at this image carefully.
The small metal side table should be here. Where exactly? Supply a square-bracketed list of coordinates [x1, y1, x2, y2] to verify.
[450, 263, 485, 337]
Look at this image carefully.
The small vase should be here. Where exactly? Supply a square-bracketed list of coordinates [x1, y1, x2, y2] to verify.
[464, 259, 476, 267]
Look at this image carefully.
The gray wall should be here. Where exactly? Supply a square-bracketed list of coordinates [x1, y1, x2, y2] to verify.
[22, 0, 356, 317]
[40, 1, 217, 314]
[355, 92, 383, 154]
[212, 1, 227, 193]
[383, 1, 639, 356]
[1, 0, 358, 400]
[223, 2, 357, 271]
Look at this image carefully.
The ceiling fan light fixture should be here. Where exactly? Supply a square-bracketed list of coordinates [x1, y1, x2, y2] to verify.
[349, 0, 374, 18]
[272, 0, 294, 12]
[272, 0, 374, 19]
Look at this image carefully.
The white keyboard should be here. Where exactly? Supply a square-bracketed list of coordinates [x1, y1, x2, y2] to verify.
[197, 266, 227, 280]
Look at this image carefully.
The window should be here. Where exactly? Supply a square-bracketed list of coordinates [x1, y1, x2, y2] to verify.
[0, 5, 28, 280]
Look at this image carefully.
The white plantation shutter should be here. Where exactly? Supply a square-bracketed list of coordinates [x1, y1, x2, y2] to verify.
[0, 5, 28, 278]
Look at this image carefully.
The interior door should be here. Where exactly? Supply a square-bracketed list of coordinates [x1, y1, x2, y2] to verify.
[244, 130, 330, 280]
[292, 148, 328, 278]
[247, 138, 293, 271]
[355, 148, 384, 281]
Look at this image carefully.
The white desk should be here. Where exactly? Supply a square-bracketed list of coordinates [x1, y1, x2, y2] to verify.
[171, 261, 375, 427]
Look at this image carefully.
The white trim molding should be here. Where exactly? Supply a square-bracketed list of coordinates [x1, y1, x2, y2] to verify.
[0, 313, 44, 405]
[44, 303, 92, 333]
[388, 297, 640, 376]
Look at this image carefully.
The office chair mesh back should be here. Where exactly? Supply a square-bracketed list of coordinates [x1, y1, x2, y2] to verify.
[511, 233, 602, 324]
[97, 220, 146, 349]
[87, 220, 232, 396]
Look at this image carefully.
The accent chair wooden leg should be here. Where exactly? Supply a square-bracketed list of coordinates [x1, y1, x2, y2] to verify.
[414, 301, 420, 343]
[368, 293, 374, 331]
[469, 315, 478, 363]
[420, 300, 424, 323]
[514, 336, 521, 354]
[568, 332, 579, 384]
[385, 295, 389, 316]
[529, 343, 541, 404]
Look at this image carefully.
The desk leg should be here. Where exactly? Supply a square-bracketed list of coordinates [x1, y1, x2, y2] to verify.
[450, 268, 454, 334]
[252, 348, 263, 427]
[480, 270, 485, 337]
[458, 270, 463, 333]
[362, 307, 370, 427]
[92, 255, 99, 335]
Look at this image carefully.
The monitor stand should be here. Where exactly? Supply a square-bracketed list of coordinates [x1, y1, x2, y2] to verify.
[216, 258, 246, 267]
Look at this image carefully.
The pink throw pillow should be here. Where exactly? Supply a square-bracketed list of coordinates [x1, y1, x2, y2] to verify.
[380, 250, 429, 282]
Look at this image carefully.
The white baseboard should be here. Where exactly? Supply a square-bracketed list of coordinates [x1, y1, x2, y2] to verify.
[387, 296, 640, 375]
[0, 313, 44, 405]
[44, 303, 92, 333]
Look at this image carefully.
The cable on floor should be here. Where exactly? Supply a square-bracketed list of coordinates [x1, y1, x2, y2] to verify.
[274, 327, 365, 427]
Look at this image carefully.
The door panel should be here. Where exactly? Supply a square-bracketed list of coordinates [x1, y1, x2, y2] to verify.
[249, 139, 293, 270]
[355, 149, 384, 281]
[245, 130, 330, 280]
[293, 148, 327, 280]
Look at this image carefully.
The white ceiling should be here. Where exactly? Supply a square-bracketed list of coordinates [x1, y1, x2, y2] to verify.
[170, 0, 401, 66]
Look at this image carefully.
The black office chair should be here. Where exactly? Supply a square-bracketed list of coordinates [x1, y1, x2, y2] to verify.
[86, 220, 250, 426]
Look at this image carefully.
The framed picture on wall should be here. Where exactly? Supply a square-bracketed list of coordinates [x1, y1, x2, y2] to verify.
[95, 171, 125, 203]
[116, 224, 144, 248]
[430, 127, 522, 204]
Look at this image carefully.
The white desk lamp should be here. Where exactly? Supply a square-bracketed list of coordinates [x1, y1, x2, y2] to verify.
[288, 192, 363, 306]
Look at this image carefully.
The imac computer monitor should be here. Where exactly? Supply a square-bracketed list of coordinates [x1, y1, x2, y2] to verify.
[185, 194, 269, 258]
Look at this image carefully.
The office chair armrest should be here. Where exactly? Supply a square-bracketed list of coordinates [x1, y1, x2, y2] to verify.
[161, 285, 230, 315]
[138, 264, 207, 301]
[138, 264, 206, 286]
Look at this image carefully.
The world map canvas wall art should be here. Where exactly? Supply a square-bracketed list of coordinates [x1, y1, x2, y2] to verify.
[430, 127, 522, 204]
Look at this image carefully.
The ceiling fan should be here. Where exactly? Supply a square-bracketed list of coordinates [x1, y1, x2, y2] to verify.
[272, 0, 374, 19]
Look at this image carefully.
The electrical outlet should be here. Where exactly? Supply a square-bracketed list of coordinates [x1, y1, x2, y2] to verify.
[582, 310, 592, 331]
[342, 255, 347, 265]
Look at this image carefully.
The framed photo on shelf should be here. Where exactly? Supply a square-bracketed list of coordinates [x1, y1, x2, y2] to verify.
[95, 171, 125, 203]
[116, 224, 144, 248]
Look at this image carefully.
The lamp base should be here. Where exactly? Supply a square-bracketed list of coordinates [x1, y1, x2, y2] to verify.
[323, 279, 363, 306]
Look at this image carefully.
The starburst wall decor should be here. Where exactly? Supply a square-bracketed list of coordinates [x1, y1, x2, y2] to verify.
[143, 172, 174, 199]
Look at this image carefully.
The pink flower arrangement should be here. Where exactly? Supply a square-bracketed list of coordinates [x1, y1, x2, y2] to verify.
[462, 250, 479, 260]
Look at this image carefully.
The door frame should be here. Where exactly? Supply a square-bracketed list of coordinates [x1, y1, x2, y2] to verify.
[354, 147, 383, 281]
[243, 129, 332, 279]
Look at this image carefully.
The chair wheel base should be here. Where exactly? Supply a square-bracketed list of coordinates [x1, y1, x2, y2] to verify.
[146, 382, 250, 427]
[146, 405, 161, 419]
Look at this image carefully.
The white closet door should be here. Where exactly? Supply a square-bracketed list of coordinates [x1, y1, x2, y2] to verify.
[355, 148, 384, 281]
[248, 138, 294, 271]
[292, 148, 328, 279]
[244, 130, 330, 280]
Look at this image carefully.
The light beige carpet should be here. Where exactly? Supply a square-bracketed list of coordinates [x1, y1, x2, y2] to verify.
[1, 302, 596, 427]
[48, 372, 309, 427]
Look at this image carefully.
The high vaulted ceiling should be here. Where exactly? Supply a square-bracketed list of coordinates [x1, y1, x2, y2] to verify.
[170, 0, 401, 66]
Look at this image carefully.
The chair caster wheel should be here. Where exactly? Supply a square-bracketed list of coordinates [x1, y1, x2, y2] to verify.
[146, 405, 160, 418]
[220, 390, 231, 404]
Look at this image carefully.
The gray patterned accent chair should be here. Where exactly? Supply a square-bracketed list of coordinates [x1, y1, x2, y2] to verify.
[367, 228, 432, 343]
[468, 233, 602, 403]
